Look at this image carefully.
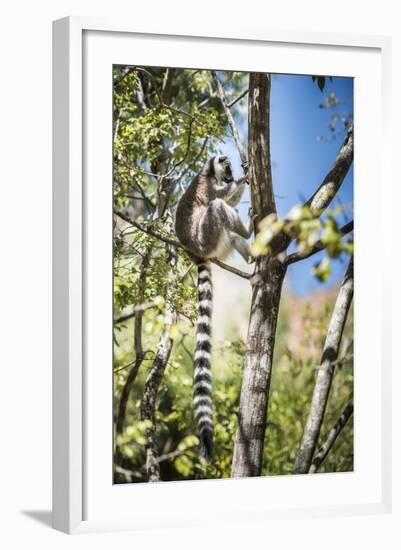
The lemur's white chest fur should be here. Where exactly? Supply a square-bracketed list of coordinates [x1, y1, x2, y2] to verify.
[206, 228, 233, 260]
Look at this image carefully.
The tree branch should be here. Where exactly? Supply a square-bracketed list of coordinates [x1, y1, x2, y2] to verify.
[309, 403, 354, 473]
[114, 300, 161, 325]
[115, 210, 251, 279]
[305, 125, 354, 216]
[212, 259, 252, 280]
[161, 68, 176, 104]
[114, 311, 135, 325]
[228, 88, 249, 108]
[154, 447, 190, 465]
[294, 258, 354, 474]
[286, 221, 354, 265]
[133, 66, 194, 121]
[113, 67, 136, 87]
[115, 209, 181, 248]
[115, 446, 193, 482]
[174, 136, 209, 184]
[211, 71, 248, 172]
[162, 117, 194, 181]
[114, 464, 144, 482]
[272, 127, 353, 255]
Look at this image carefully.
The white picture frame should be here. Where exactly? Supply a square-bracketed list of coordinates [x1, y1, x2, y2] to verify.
[52, 16, 392, 534]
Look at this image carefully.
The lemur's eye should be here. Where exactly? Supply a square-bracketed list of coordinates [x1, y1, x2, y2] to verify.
[218, 156, 227, 163]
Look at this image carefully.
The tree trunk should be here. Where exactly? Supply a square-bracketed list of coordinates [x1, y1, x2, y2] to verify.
[115, 246, 152, 439]
[140, 237, 177, 482]
[294, 258, 354, 474]
[231, 73, 286, 477]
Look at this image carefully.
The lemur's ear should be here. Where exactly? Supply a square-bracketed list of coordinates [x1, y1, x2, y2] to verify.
[206, 157, 215, 178]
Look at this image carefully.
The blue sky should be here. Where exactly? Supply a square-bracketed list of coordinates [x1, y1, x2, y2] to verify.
[217, 73, 353, 297]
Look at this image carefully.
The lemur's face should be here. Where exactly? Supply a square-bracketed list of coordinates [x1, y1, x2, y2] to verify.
[213, 155, 233, 183]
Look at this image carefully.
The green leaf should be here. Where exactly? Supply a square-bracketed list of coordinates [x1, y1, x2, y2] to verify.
[312, 257, 332, 282]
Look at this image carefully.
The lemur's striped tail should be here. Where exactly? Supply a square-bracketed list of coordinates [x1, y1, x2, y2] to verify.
[194, 261, 214, 461]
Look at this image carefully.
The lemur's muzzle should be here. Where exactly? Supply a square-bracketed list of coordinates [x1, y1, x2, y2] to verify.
[223, 163, 233, 183]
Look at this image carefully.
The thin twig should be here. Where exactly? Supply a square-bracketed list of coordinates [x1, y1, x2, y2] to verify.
[115, 209, 181, 248]
[113, 67, 136, 87]
[132, 66, 194, 121]
[228, 88, 249, 108]
[154, 448, 192, 465]
[114, 464, 144, 482]
[114, 301, 162, 325]
[175, 136, 209, 184]
[211, 71, 248, 172]
[161, 118, 194, 180]
[309, 403, 354, 473]
[113, 352, 154, 373]
[313, 353, 353, 372]
[179, 264, 194, 282]
[179, 335, 195, 361]
[114, 108, 122, 142]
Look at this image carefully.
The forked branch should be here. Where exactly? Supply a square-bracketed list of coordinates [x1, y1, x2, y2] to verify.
[294, 258, 354, 474]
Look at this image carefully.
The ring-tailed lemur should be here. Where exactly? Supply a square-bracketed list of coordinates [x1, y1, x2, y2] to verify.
[175, 155, 254, 460]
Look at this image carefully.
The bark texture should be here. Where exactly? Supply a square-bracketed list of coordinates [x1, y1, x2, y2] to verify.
[231, 256, 286, 476]
[231, 73, 286, 477]
[294, 258, 354, 474]
[247, 74, 276, 218]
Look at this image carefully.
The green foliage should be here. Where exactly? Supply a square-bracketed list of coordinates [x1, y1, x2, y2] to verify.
[251, 203, 353, 279]
[313, 257, 332, 282]
[114, 293, 353, 482]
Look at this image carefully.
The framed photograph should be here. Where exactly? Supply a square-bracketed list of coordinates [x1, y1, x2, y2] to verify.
[52, 17, 392, 534]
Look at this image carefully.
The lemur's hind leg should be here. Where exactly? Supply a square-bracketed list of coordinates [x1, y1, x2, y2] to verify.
[209, 199, 254, 240]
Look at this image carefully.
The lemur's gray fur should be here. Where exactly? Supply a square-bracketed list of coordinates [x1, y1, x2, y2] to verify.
[175, 155, 253, 263]
[175, 155, 254, 460]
